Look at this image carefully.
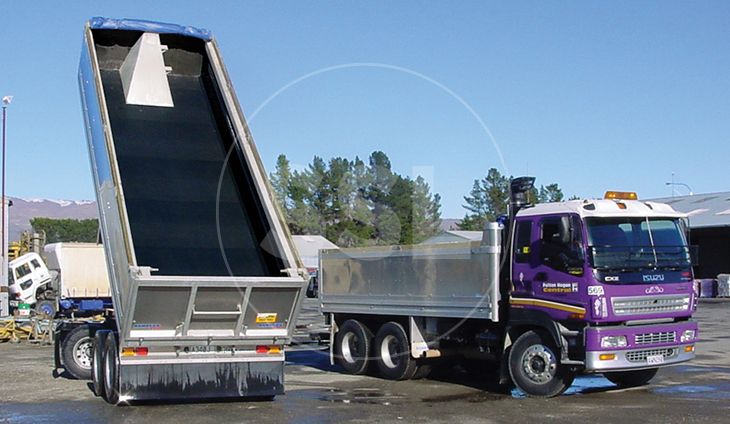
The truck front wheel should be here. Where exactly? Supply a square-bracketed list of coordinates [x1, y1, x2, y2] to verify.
[604, 368, 658, 387]
[60, 325, 93, 380]
[374, 322, 417, 380]
[508, 330, 574, 397]
[334, 319, 372, 375]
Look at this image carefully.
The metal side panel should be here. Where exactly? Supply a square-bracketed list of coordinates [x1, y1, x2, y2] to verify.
[320, 225, 502, 321]
[119, 360, 284, 401]
[79, 27, 136, 328]
[121, 276, 306, 345]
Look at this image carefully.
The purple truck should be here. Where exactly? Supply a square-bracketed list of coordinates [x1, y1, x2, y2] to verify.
[318, 177, 698, 397]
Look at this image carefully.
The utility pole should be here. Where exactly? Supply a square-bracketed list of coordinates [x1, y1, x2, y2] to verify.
[1, 95, 12, 317]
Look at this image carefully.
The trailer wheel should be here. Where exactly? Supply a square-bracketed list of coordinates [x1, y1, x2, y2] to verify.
[36, 300, 56, 319]
[508, 330, 574, 397]
[103, 334, 122, 405]
[60, 325, 93, 380]
[374, 322, 417, 380]
[334, 319, 372, 375]
[92, 330, 110, 397]
[604, 368, 658, 387]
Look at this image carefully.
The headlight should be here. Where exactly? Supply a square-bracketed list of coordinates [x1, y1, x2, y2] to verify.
[20, 280, 33, 290]
[680, 330, 696, 343]
[601, 335, 627, 348]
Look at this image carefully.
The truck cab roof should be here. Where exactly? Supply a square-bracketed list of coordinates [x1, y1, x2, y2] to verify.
[515, 199, 686, 220]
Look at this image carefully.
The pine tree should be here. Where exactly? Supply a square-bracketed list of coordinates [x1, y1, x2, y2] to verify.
[269, 154, 291, 210]
[459, 168, 509, 230]
[269, 150, 442, 246]
[411, 176, 442, 242]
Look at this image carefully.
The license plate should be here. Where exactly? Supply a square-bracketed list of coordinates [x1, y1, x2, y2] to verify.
[647, 354, 665, 365]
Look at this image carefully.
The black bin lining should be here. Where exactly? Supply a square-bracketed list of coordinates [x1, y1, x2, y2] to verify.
[93, 30, 284, 277]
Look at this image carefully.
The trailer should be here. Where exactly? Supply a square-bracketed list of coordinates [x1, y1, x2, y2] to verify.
[320, 179, 699, 397]
[78, 17, 308, 404]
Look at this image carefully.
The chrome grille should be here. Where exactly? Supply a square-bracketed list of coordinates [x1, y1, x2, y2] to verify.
[635, 331, 676, 345]
[626, 348, 677, 362]
[612, 295, 690, 316]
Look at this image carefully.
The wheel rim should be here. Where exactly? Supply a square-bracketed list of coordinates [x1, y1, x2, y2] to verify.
[380, 335, 401, 369]
[38, 303, 54, 317]
[104, 346, 114, 396]
[520, 344, 557, 384]
[341, 332, 360, 364]
[73, 337, 93, 369]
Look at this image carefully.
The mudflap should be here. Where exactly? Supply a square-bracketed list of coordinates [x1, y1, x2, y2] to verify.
[118, 360, 284, 402]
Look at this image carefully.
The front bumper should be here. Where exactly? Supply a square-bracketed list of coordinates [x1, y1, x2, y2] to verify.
[585, 344, 695, 372]
[583, 320, 698, 372]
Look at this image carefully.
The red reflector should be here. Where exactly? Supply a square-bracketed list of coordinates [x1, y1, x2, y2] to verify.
[256, 345, 269, 354]
[135, 347, 148, 356]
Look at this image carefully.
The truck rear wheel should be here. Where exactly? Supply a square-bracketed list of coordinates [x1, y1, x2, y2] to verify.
[103, 334, 121, 405]
[508, 330, 574, 397]
[604, 368, 658, 387]
[60, 325, 93, 380]
[92, 330, 110, 397]
[374, 322, 417, 380]
[334, 319, 372, 375]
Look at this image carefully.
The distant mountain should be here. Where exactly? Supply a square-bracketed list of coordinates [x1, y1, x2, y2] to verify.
[6, 197, 98, 241]
[3, 198, 462, 243]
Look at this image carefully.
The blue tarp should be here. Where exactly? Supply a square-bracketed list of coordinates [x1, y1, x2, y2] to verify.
[88, 17, 212, 41]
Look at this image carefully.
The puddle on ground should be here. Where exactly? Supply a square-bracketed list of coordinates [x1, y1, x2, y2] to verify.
[299, 388, 406, 405]
[652, 383, 730, 399]
[421, 391, 504, 403]
[511, 375, 616, 398]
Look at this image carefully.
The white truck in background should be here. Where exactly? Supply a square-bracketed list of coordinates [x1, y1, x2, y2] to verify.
[7, 243, 111, 318]
[6, 243, 114, 380]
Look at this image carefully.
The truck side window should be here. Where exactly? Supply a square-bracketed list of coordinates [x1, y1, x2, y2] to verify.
[15, 263, 32, 279]
[539, 216, 584, 273]
[31, 259, 41, 269]
[514, 220, 532, 263]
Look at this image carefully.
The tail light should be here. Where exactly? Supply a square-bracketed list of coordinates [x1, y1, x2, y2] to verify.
[256, 345, 282, 354]
[121, 347, 149, 356]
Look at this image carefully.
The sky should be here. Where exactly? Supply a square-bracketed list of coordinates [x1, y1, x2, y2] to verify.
[1, 1, 728, 218]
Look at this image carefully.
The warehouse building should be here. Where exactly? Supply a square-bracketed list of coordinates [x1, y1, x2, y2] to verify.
[650, 192, 730, 279]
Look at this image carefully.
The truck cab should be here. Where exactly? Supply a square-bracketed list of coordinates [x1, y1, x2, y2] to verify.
[7, 253, 52, 306]
[509, 191, 697, 387]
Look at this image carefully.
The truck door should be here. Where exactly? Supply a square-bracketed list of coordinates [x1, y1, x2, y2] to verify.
[11, 261, 35, 303]
[511, 218, 535, 297]
[532, 215, 586, 313]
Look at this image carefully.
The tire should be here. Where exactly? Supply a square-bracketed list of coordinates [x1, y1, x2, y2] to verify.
[604, 368, 658, 387]
[35, 300, 57, 319]
[334, 319, 372, 375]
[92, 330, 110, 397]
[374, 322, 417, 380]
[508, 330, 574, 397]
[103, 334, 121, 405]
[412, 364, 432, 380]
[60, 325, 94, 380]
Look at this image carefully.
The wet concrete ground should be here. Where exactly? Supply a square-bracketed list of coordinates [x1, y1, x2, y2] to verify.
[1, 299, 729, 423]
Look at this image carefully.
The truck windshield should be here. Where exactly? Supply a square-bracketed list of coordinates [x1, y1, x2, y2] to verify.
[585, 217, 690, 271]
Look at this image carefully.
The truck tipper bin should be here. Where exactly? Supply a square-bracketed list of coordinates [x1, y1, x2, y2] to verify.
[78, 18, 308, 404]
